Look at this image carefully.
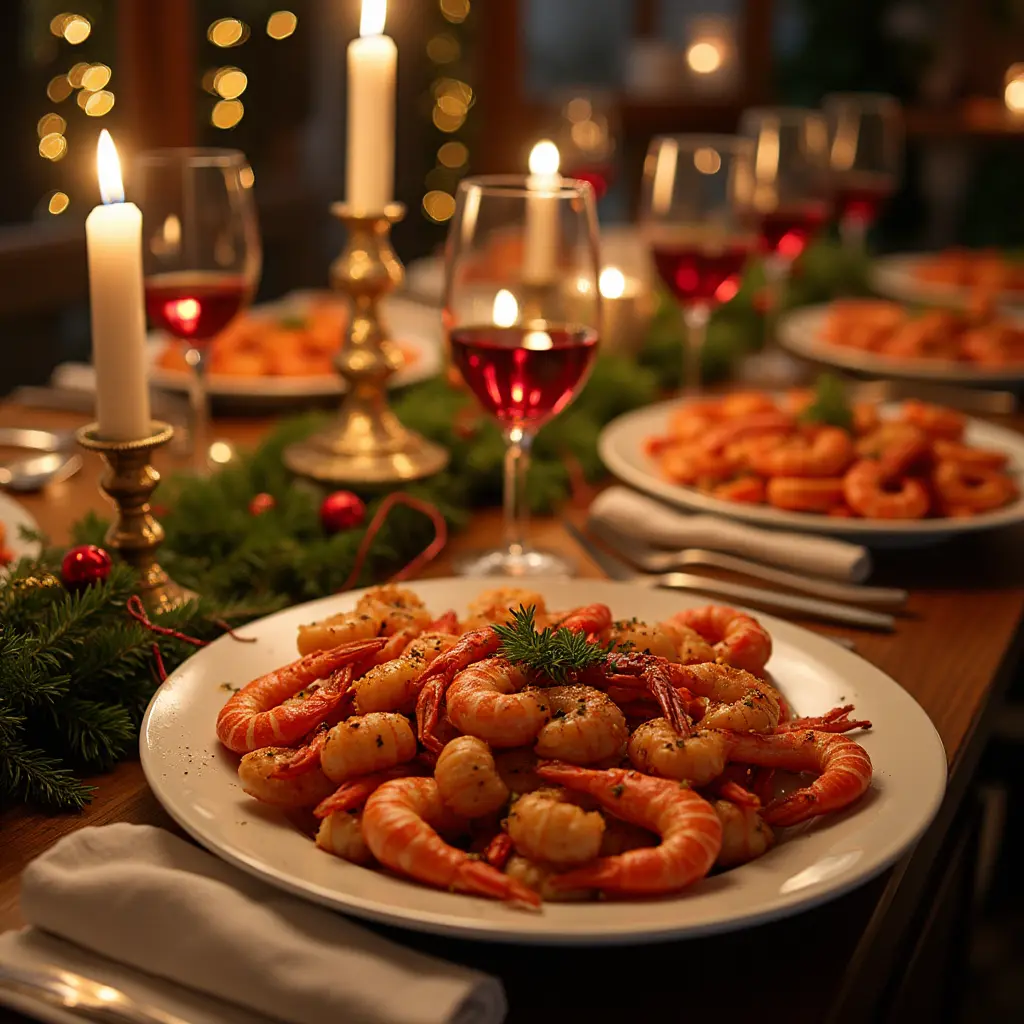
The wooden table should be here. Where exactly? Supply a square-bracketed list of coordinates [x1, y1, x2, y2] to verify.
[1, 403, 1022, 1023]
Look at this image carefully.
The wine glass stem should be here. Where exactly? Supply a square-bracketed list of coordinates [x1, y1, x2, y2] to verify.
[682, 305, 710, 395]
[503, 427, 533, 560]
[187, 347, 210, 472]
[762, 254, 791, 352]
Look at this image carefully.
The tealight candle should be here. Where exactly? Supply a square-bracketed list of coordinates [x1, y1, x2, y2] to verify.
[598, 266, 647, 354]
[524, 140, 561, 286]
[86, 129, 150, 440]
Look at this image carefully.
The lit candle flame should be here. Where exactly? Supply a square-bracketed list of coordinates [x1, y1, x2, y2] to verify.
[599, 267, 626, 299]
[360, 0, 386, 37]
[96, 129, 124, 204]
[492, 289, 519, 327]
[528, 140, 560, 176]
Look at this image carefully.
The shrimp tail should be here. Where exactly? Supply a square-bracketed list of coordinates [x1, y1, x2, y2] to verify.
[763, 792, 821, 828]
[457, 859, 542, 909]
[778, 704, 872, 734]
[426, 609, 459, 633]
[546, 857, 623, 892]
[415, 679, 447, 755]
[484, 832, 513, 870]
[272, 728, 331, 780]
[717, 780, 761, 808]
[313, 765, 415, 818]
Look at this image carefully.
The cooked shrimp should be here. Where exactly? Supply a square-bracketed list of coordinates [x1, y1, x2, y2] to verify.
[504, 854, 593, 902]
[720, 392, 779, 418]
[666, 605, 772, 676]
[535, 764, 722, 896]
[932, 461, 1017, 512]
[700, 412, 794, 454]
[727, 730, 873, 826]
[352, 633, 458, 714]
[711, 784, 774, 868]
[931, 439, 1009, 471]
[855, 421, 926, 459]
[711, 477, 766, 504]
[216, 638, 386, 753]
[656, 620, 717, 665]
[312, 764, 421, 819]
[747, 426, 854, 478]
[851, 402, 881, 437]
[899, 399, 966, 441]
[658, 443, 737, 485]
[434, 735, 510, 818]
[843, 460, 930, 519]
[506, 789, 605, 866]
[297, 589, 432, 656]
[599, 817, 659, 856]
[444, 659, 551, 750]
[601, 619, 680, 662]
[534, 685, 628, 765]
[315, 810, 374, 864]
[627, 720, 729, 785]
[238, 746, 337, 807]
[674, 663, 781, 733]
[297, 610, 383, 656]
[361, 777, 540, 906]
[766, 477, 846, 513]
[320, 712, 417, 783]
[462, 588, 547, 631]
[493, 748, 547, 795]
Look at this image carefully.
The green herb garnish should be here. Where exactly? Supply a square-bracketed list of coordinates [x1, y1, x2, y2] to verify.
[799, 373, 853, 431]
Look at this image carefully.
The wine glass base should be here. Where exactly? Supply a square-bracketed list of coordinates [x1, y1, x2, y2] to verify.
[452, 548, 576, 579]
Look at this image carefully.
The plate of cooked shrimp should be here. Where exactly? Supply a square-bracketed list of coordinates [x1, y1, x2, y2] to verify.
[599, 388, 1024, 547]
[778, 302, 1024, 386]
[140, 579, 946, 943]
[871, 251, 1024, 313]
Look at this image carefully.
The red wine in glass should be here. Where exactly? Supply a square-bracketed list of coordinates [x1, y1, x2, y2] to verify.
[144, 271, 249, 341]
[757, 201, 829, 260]
[449, 324, 598, 432]
[651, 241, 754, 307]
[563, 162, 617, 200]
[834, 174, 894, 226]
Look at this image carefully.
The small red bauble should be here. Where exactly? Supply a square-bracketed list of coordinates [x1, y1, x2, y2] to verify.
[249, 492, 276, 516]
[320, 490, 366, 533]
[61, 544, 113, 588]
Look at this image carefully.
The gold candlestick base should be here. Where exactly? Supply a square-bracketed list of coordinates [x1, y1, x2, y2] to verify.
[283, 202, 450, 485]
[77, 421, 197, 615]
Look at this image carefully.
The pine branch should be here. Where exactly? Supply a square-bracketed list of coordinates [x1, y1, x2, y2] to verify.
[0, 741, 94, 810]
[57, 698, 137, 769]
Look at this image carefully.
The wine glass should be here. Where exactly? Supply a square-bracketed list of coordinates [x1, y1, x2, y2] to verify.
[739, 107, 831, 383]
[444, 175, 601, 578]
[641, 135, 757, 394]
[135, 149, 261, 470]
[823, 93, 903, 252]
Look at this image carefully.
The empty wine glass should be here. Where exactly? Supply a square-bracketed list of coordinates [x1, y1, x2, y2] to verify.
[135, 149, 261, 471]
[823, 93, 903, 252]
[444, 175, 601, 577]
[641, 134, 756, 394]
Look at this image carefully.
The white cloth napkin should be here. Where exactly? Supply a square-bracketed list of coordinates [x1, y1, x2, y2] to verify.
[589, 486, 872, 583]
[6, 824, 506, 1024]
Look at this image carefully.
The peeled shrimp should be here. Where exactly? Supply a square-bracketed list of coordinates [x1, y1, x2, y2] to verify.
[504, 854, 593, 902]
[352, 633, 458, 714]
[315, 810, 374, 864]
[535, 764, 722, 895]
[238, 746, 337, 807]
[711, 783, 774, 868]
[601, 620, 681, 662]
[899, 399, 965, 441]
[361, 777, 540, 906]
[445, 658, 551, 749]
[320, 712, 417, 783]
[506, 789, 605, 867]
[216, 638, 386, 753]
[747, 426, 854, 478]
[666, 606, 772, 676]
[296, 610, 383, 657]
[656, 620, 717, 665]
[627, 720, 729, 785]
[766, 477, 845, 513]
[534, 685, 628, 764]
[434, 735, 510, 818]
[297, 587, 432, 656]
[462, 588, 547, 631]
[843, 460, 930, 519]
[932, 461, 1017, 513]
[675, 662, 781, 733]
[493, 747, 547, 795]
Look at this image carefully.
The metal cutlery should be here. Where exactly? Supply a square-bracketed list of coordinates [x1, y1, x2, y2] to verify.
[0, 451, 82, 491]
[587, 519, 907, 609]
[0, 961, 190, 1024]
[564, 520, 895, 631]
[853, 379, 1017, 416]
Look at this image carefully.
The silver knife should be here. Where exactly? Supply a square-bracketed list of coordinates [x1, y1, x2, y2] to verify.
[564, 520, 895, 631]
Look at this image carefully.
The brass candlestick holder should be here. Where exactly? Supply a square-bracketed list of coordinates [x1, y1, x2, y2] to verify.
[283, 202, 450, 484]
[77, 421, 197, 614]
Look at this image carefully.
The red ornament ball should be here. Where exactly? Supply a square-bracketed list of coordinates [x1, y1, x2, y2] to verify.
[320, 490, 366, 533]
[249, 492, 276, 516]
[61, 544, 113, 589]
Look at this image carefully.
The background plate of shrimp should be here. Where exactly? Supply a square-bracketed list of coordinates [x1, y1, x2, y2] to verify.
[600, 394, 1024, 547]
[140, 578, 946, 944]
[778, 303, 1024, 386]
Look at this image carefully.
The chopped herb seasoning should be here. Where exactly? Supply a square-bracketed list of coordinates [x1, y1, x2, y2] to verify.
[611, 784, 625, 798]
[375, 735, 384, 748]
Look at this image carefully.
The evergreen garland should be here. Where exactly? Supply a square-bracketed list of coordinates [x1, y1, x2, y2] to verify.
[1, 240, 867, 812]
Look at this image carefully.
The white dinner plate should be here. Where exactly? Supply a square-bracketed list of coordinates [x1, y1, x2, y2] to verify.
[871, 253, 1024, 312]
[598, 398, 1024, 547]
[778, 304, 1024, 388]
[141, 577, 946, 945]
[0, 492, 41, 564]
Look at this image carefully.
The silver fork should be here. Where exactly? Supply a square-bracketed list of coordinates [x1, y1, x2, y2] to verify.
[588, 519, 908, 609]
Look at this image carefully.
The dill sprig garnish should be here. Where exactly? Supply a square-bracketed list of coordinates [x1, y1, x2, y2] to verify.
[492, 605, 621, 684]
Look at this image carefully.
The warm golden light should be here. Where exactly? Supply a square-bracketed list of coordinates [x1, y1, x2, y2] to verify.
[208, 18, 246, 47]
[492, 289, 519, 327]
[570, 119, 603, 150]
[529, 140, 560, 176]
[208, 441, 235, 465]
[266, 10, 298, 39]
[694, 146, 722, 175]
[432, 106, 466, 133]
[239, 165, 255, 188]
[440, 0, 470, 24]
[214, 67, 248, 99]
[426, 32, 459, 64]
[85, 90, 115, 116]
[599, 267, 626, 299]
[96, 130, 124, 203]
[211, 99, 244, 129]
[1006, 81, 1024, 112]
[37, 113, 66, 138]
[566, 97, 592, 123]
[524, 330, 553, 351]
[76, 90, 91, 110]
[49, 14, 70, 36]
[48, 191, 70, 215]
[47, 75, 73, 102]
[422, 190, 456, 222]
[438, 141, 468, 167]
[67, 62, 89, 88]
[81, 64, 111, 91]
[686, 41, 723, 74]
[62, 15, 91, 45]
[360, 0, 387, 37]
[38, 133, 67, 162]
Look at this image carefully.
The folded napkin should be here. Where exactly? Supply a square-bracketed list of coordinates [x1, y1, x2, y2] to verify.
[8, 824, 506, 1024]
[589, 487, 872, 583]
